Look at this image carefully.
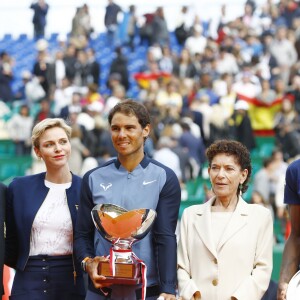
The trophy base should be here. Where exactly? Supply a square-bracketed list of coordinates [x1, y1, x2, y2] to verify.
[100, 276, 142, 285]
[98, 261, 141, 285]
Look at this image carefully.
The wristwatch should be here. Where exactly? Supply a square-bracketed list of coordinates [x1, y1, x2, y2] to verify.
[81, 257, 92, 272]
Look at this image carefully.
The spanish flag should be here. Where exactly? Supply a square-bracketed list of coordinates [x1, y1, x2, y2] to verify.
[236, 94, 291, 131]
[133, 71, 171, 89]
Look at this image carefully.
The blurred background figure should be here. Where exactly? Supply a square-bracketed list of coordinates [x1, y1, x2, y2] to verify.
[0, 51, 14, 103]
[6, 105, 33, 156]
[151, 6, 169, 47]
[153, 135, 182, 182]
[70, 3, 92, 47]
[228, 100, 256, 152]
[30, 0, 49, 40]
[104, 0, 122, 48]
[174, 6, 191, 46]
[121, 4, 138, 51]
[68, 122, 90, 176]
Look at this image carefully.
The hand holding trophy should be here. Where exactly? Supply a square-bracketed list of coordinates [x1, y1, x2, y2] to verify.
[91, 203, 157, 287]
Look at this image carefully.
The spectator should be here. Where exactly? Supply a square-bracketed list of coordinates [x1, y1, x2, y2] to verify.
[103, 83, 126, 118]
[228, 100, 256, 151]
[70, 4, 92, 43]
[104, 0, 122, 47]
[139, 11, 155, 46]
[6, 104, 33, 156]
[63, 43, 77, 83]
[0, 51, 14, 103]
[14, 70, 32, 101]
[52, 77, 74, 116]
[207, 103, 230, 146]
[86, 48, 101, 86]
[287, 74, 300, 115]
[209, 4, 232, 40]
[50, 49, 67, 89]
[232, 70, 262, 99]
[190, 94, 213, 142]
[153, 135, 182, 182]
[273, 96, 300, 160]
[184, 24, 207, 57]
[30, 0, 49, 40]
[121, 5, 138, 51]
[215, 45, 239, 76]
[59, 91, 82, 120]
[68, 123, 90, 176]
[73, 49, 90, 87]
[174, 6, 191, 46]
[108, 46, 129, 91]
[172, 48, 197, 80]
[24, 72, 46, 105]
[151, 7, 170, 47]
[269, 25, 297, 85]
[257, 78, 277, 104]
[155, 80, 183, 120]
[252, 156, 278, 214]
[178, 121, 206, 172]
[159, 45, 175, 74]
[83, 83, 104, 108]
[32, 49, 51, 97]
[33, 98, 55, 126]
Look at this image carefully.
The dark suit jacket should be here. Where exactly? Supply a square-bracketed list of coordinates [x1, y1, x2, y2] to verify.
[0, 182, 6, 295]
[5, 172, 82, 274]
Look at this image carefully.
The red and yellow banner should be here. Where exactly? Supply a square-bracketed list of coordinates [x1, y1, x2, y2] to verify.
[133, 72, 171, 89]
[237, 94, 291, 131]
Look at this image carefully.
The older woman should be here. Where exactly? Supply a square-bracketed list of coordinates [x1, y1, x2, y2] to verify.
[177, 140, 273, 300]
[5, 118, 85, 299]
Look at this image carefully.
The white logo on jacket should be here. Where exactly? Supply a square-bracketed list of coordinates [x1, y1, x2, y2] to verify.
[100, 183, 112, 191]
[143, 180, 157, 185]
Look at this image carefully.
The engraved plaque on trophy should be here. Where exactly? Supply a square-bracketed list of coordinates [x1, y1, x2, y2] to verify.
[91, 203, 157, 285]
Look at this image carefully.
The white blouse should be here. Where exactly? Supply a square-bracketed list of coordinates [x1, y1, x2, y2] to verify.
[29, 180, 73, 256]
[211, 212, 234, 249]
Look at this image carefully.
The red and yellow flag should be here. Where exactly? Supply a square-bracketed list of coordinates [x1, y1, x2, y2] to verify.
[237, 94, 289, 131]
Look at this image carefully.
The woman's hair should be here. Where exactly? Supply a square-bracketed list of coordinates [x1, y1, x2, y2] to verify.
[32, 118, 72, 148]
[206, 139, 252, 194]
[108, 99, 151, 129]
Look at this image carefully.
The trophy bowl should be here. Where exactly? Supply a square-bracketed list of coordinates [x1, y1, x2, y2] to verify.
[91, 203, 157, 285]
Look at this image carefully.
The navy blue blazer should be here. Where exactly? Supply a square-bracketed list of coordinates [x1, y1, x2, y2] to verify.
[5, 172, 82, 273]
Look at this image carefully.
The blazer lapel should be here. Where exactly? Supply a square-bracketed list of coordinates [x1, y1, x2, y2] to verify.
[217, 197, 249, 252]
[193, 198, 218, 258]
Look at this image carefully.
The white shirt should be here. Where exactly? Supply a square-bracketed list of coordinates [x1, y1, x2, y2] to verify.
[153, 147, 182, 181]
[29, 180, 73, 256]
[7, 114, 33, 142]
[185, 35, 207, 56]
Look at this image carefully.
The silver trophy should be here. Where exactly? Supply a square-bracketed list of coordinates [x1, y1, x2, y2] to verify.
[91, 203, 157, 285]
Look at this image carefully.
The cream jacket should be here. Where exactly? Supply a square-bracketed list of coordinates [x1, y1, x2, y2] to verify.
[177, 197, 273, 300]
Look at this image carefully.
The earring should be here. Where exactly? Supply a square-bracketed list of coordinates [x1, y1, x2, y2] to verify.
[239, 183, 243, 195]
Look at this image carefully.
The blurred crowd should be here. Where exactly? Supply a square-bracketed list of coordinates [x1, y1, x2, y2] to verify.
[1, 0, 300, 241]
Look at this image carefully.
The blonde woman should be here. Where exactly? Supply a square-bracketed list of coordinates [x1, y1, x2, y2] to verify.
[5, 118, 85, 299]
